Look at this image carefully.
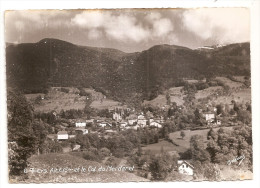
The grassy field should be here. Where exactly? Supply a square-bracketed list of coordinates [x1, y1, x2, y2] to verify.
[25, 88, 86, 113]
[195, 86, 222, 99]
[25, 87, 121, 112]
[13, 153, 148, 183]
[90, 99, 120, 110]
[143, 87, 185, 107]
[169, 127, 234, 150]
[208, 88, 251, 105]
[142, 140, 187, 154]
[216, 77, 244, 88]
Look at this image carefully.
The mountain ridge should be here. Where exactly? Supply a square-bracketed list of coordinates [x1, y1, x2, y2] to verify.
[6, 38, 250, 104]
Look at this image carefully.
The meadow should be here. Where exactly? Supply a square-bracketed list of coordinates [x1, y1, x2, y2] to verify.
[169, 127, 234, 149]
[142, 140, 186, 154]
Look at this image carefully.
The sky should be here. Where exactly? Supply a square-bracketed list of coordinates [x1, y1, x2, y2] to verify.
[4, 8, 250, 52]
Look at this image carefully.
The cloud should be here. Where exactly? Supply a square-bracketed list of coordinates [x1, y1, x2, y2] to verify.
[145, 12, 174, 37]
[72, 11, 150, 42]
[72, 11, 174, 42]
[88, 29, 103, 40]
[105, 14, 150, 42]
[6, 10, 71, 30]
[71, 11, 105, 29]
[182, 8, 250, 44]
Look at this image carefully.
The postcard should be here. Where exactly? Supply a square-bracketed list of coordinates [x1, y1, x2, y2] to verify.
[1, 1, 260, 187]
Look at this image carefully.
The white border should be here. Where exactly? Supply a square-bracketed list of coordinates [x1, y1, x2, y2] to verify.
[0, 1, 259, 188]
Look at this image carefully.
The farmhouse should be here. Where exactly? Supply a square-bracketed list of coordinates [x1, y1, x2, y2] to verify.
[203, 113, 215, 123]
[177, 160, 194, 176]
[57, 131, 69, 140]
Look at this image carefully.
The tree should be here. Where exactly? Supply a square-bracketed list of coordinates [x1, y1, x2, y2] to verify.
[7, 89, 37, 176]
[34, 95, 42, 105]
[190, 135, 210, 162]
[166, 92, 171, 105]
[149, 153, 177, 180]
[32, 120, 48, 154]
[180, 131, 185, 140]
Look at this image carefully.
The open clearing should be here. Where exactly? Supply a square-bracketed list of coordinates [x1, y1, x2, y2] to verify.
[25, 87, 121, 112]
[216, 77, 244, 88]
[25, 88, 86, 113]
[143, 87, 185, 107]
[169, 127, 234, 149]
[142, 140, 186, 154]
[195, 86, 222, 99]
[90, 99, 120, 109]
[208, 88, 251, 105]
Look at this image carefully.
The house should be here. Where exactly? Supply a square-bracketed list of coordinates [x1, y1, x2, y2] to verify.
[216, 119, 221, 125]
[128, 119, 137, 125]
[137, 114, 148, 127]
[113, 112, 122, 121]
[75, 128, 88, 135]
[146, 111, 154, 119]
[86, 119, 94, 124]
[150, 121, 163, 128]
[126, 114, 137, 125]
[57, 131, 69, 140]
[203, 113, 215, 123]
[72, 144, 81, 151]
[69, 135, 76, 139]
[154, 116, 165, 124]
[75, 120, 86, 127]
[137, 119, 148, 127]
[177, 160, 194, 176]
[119, 122, 128, 127]
[130, 125, 139, 130]
[98, 122, 112, 128]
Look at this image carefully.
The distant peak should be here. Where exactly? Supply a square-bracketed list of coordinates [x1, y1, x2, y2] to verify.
[38, 38, 74, 46]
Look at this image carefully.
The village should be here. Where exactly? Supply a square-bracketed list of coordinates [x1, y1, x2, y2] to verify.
[46, 105, 222, 143]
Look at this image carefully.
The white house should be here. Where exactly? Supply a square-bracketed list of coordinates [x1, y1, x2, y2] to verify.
[154, 116, 165, 124]
[204, 113, 215, 122]
[75, 120, 86, 127]
[113, 112, 122, 121]
[57, 131, 68, 140]
[150, 121, 163, 128]
[137, 114, 147, 127]
[98, 122, 112, 128]
[126, 114, 137, 125]
[128, 119, 137, 125]
[178, 160, 194, 176]
[137, 119, 148, 127]
[119, 122, 128, 127]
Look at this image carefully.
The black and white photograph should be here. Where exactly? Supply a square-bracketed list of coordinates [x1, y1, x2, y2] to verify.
[1, 3, 259, 186]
